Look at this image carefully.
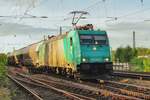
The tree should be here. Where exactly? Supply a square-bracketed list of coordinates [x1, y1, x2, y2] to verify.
[124, 46, 134, 62]
[115, 47, 125, 62]
[115, 46, 136, 62]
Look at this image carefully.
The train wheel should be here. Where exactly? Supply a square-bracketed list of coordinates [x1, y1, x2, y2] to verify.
[32, 68, 35, 73]
[63, 68, 67, 75]
[36, 68, 38, 73]
[66, 68, 70, 78]
[47, 68, 51, 74]
[28, 67, 31, 73]
[56, 68, 59, 74]
[73, 74, 77, 79]
[39, 68, 42, 74]
[29, 68, 33, 73]
[60, 68, 64, 75]
[35, 68, 37, 73]
[44, 67, 47, 73]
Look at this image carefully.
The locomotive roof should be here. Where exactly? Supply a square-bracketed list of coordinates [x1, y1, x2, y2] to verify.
[76, 30, 107, 35]
[47, 29, 107, 42]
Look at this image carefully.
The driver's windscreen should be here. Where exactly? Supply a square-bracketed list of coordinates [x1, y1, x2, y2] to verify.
[80, 34, 108, 45]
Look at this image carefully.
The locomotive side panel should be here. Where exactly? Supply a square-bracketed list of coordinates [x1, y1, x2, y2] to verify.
[64, 31, 81, 72]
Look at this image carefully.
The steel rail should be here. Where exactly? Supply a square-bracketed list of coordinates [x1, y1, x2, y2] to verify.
[112, 71, 150, 80]
[16, 77, 95, 100]
[104, 80, 150, 100]
[30, 77, 96, 100]
[105, 80, 150, 91]
[32, 76, 144, 100]
[7, 74, 43, 100]
[29, 74, 141, 100]
[104, 85, 150, 100]
[16, 76, 95, 100]
[17, 73, 92, 100]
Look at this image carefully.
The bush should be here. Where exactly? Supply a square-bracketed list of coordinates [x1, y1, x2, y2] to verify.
[0, 53, 7, 65]
[0, 53, 8, 86]
[114, 46, 137, 63]
[143, 58, 150, 72]
[130, 57, 150, 72]
[0, 54, 11, 100]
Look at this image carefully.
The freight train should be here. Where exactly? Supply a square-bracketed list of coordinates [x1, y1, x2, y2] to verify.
[7, 24, 113, 79]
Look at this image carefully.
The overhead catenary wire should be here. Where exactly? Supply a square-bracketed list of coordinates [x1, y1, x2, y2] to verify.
[105, 6, 150, 23]
[82, 0, 106, 11]
[80, 0, 149, 23]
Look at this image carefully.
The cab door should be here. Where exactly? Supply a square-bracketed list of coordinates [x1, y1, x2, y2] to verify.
[68, 36, 75, 63]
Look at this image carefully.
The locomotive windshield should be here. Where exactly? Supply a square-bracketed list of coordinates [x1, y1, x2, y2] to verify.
[80, 34, 108, 45]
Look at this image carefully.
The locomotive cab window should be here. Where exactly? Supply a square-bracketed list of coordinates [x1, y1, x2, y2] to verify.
[80, 34, 108, 45]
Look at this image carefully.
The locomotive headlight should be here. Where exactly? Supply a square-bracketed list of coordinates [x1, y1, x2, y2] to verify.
[93, 47, 96, 51]
[105, 58, 109, 62]
[82, 58, 86, 62]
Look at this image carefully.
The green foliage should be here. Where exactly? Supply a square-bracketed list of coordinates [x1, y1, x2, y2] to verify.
[114, 46, 136, 62]
[115, 47, 123, 62]
[0, 54, 11, 100]
[0, 53, 7, 65]
[130, 58, 150, 72]
[136, 47, 150, 56]
[0, 65, 7, 85]
[143, 58, 150, 72]
[0, 53, 8, 87]
[113, 46, 150, 72]
[130, 58, 144, 72]
[111, 50, 115, 61]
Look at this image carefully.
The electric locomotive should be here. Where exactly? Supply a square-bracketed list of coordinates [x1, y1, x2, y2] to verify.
[63, 24, 113, 78]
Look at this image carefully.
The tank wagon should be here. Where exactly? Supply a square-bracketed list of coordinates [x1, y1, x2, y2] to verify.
[8, 24, 113, 79]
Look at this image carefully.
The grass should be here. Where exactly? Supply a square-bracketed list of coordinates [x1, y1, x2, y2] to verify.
[0, 53, 11, 100]
[0, 87, 11, 100]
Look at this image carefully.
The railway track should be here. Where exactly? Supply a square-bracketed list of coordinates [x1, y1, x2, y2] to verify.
[18, 73, 106, 100]
[8, 74, 91, 100]
[30, 74, 150, 100]
[7, 74, 44, 100]
[8, 67, 150, 100]
[112, 71, 150, 80]
[102, 80, 150, 100]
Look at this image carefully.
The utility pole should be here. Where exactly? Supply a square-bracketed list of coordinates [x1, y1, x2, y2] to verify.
[133, 31, 136, 49]
[60, 26, 62, 35]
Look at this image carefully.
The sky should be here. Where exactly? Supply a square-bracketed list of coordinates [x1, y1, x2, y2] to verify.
[0, 0, 150, 53]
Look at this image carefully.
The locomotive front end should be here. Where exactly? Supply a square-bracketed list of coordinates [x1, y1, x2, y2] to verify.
[77, 30, 113, 78]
